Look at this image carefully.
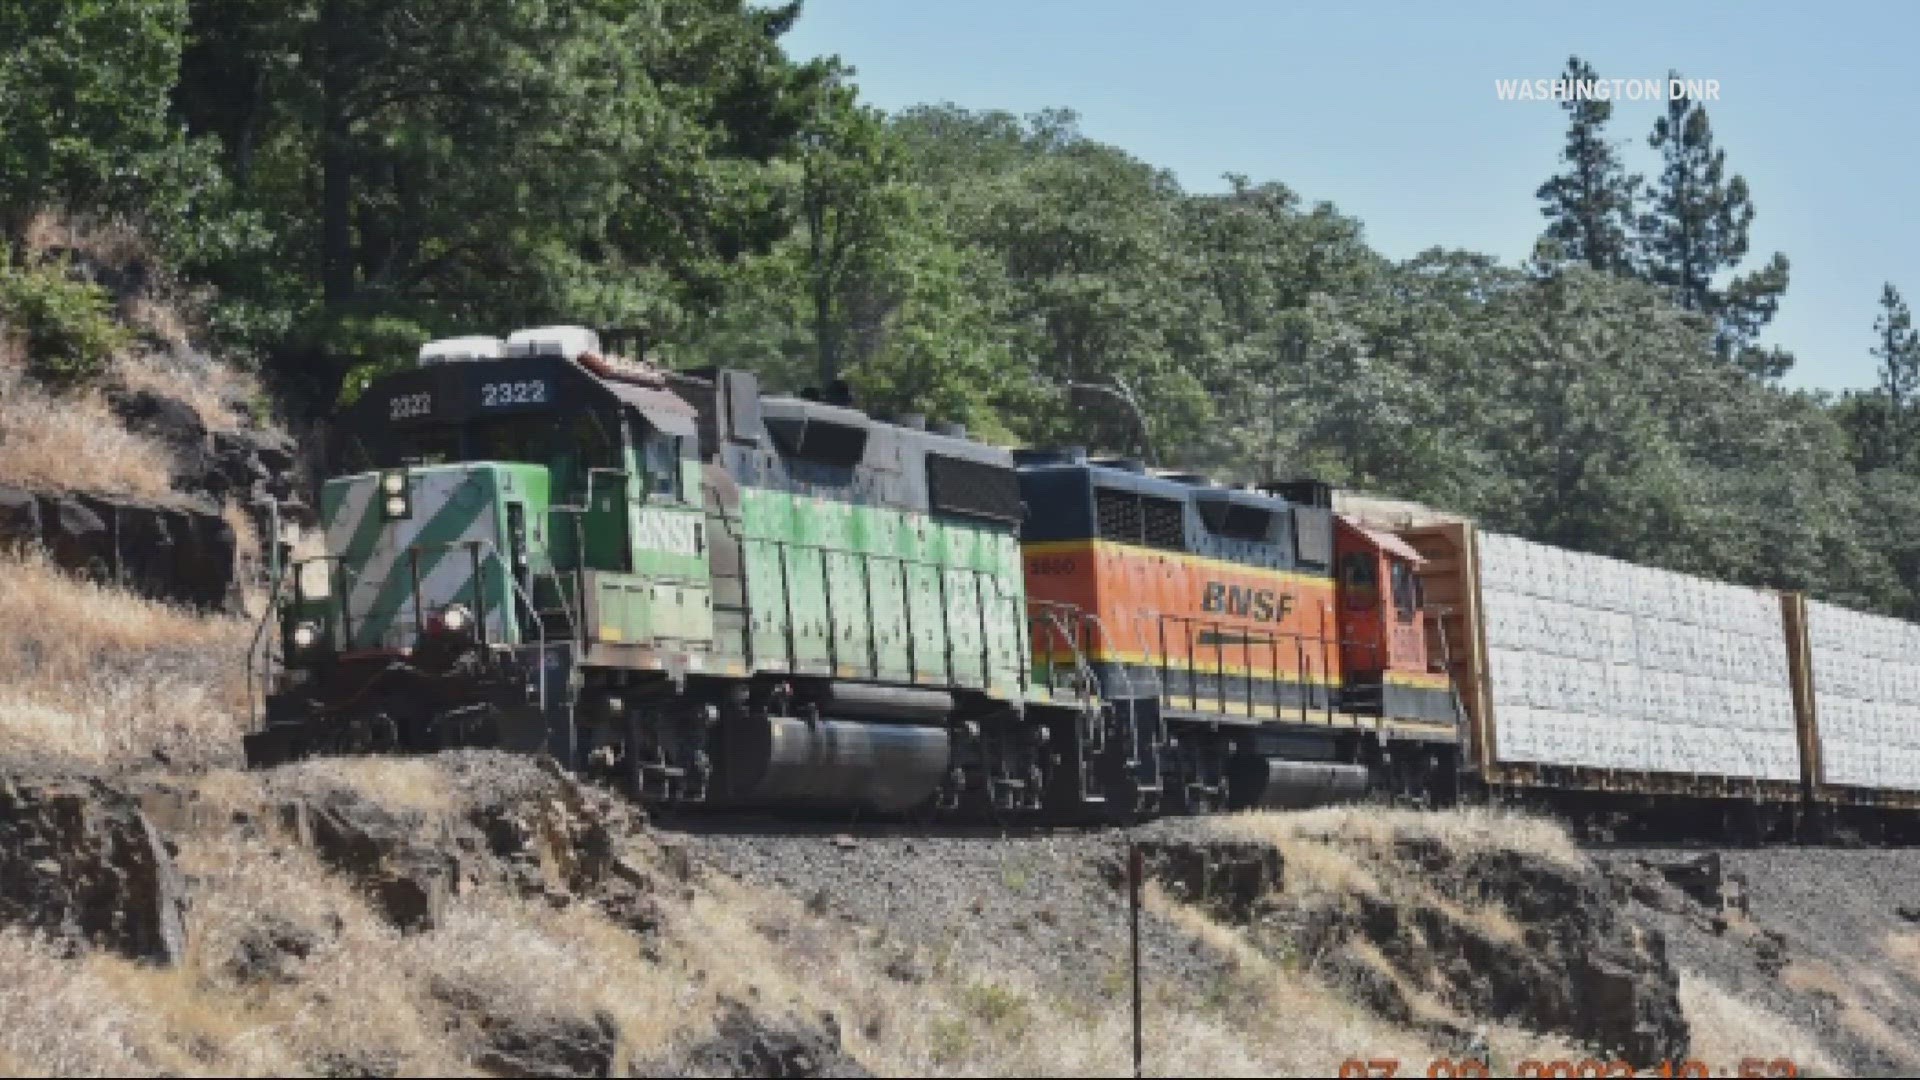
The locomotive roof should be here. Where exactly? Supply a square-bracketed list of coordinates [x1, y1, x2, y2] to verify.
[1013, 450, 1301, 510]
[755, 394, 1015, 469]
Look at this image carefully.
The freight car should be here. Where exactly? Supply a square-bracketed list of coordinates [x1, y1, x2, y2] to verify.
[245, 326, 1467, 817]
[1396, 520, 1920, 840]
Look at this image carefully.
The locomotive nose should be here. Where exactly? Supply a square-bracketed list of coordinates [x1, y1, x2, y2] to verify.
[323, 462, 537, 652]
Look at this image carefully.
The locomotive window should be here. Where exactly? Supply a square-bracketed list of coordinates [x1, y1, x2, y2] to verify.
[642, 433, 682, 502]
[472, 415, 555, 463]
[1391, 562, 1419, 623]
[1343, 553, 1377, 612]
[338, 427, 458, 471]
[1141, 496, 1187, 551]
[1343, 553, 1375, 586]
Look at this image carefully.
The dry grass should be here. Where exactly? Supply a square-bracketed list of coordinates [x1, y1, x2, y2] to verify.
[0, 358, 176, 498]
[1211, 804, 1585, 872]
[19, 211, 154, 272]
[113, 348, 258, 435]
[0, 761, 1628, 1078]
[0, 552, 251, 769]
[266, 756, 462, 818]
[657, 870, 1402, 1077]
[0, 931, 184, 1077]
[18, 211, 208, 359]
[1206, 805, 1583, 952]
[1780, 959, 1920, 1065]
[0, 831, 469, 1077]
[1144, 883, 1530, 1073]
[1886, 929, 1920, 977]
[4, 209, 269, 500]
[1677, 969, 1837, 1075]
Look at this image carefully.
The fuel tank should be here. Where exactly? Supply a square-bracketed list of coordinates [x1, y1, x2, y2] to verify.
[1226, 755, 1370, 810]
[802, 682, 955, 722]
[725, 715, 950, 812]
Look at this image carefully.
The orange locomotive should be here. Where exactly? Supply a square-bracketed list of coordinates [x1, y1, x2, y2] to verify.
[1016, 452, 1461, 813]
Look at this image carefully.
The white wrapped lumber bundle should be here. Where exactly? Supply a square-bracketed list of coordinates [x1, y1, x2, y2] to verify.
[1476, 532, 1799, 782]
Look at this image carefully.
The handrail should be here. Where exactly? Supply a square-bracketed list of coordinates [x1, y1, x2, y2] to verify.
[1025, 600, 1139, 702]
[244, 561, 292, 730]
[1141, 609, 1390, 720]
[1027, 600, 1097, 695]
[1025, 601, 1105, 754]
[262, 538, 562, 715]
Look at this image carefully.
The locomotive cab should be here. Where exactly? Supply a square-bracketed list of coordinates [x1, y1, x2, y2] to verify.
[1333, 515, 1457, 722]
[249, 327, 710, 767]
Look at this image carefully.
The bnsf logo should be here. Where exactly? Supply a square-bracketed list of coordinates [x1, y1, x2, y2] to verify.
[1027, 556, 1077, 575]
[1201, 581, 1294, 623]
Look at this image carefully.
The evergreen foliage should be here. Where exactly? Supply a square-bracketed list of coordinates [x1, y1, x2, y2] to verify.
[1, 8, 1915, 617]
[0, 247, 132, 387]
[1535, 56, 1639, 274]
[1638, 77, 1792, 376]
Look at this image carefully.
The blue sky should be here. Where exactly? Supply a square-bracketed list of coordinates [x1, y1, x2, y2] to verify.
[783, 1, 1918, 392]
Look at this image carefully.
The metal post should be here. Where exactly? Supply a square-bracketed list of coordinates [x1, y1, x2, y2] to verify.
[468, 541, 488, 647]
[900, 559, 917, 682]
[820, 546, 837, 671]
[1214, 620, 1227, 714]
[267, 496, 282, 592]
[408, 547, 426, 641]
[1129, 841, 1144, 1080]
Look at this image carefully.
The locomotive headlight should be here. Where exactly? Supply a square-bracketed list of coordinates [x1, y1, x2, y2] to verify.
[290, 621, 321, 651]
[380, 471, 412, 519]
[439, 604, 472, 634]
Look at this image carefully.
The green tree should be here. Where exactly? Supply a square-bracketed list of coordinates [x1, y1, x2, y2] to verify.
[1856, 283, 1920, 470]
[1874, 284, 1920, 411]
[795, 74, 905, 390]
[0, 0, 227, 247]
[1639, 80, 1791, 376]
[1535, 56, 1640, 274]
[932, 113, 1214, 453]
[173, 0, 828, 396]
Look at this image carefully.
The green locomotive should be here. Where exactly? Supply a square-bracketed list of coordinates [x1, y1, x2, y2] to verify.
[248, 327, 1111, 814]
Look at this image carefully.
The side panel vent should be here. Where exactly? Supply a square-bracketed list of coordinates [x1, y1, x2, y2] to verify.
[927, 454, 1022, 524]
[765, 415, 868, 467]
[1142, 496, 1187, 551]
[1096, 488, 1143, 542]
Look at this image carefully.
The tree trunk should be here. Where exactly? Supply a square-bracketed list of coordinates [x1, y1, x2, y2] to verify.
[814, 271, 839, 391]
[319, 0, 355, 307]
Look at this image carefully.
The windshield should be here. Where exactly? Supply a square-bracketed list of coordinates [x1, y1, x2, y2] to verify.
[338, 411, 622, 496]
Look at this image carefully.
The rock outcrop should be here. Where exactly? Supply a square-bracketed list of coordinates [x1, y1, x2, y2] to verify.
[107, 387, 307, 532]
[241, 756, 659, 937]
[0, 483, 237, 607]
[1146, 831, 1691, 1067]
[0, 776, 190, 965]
[665, 999, 870, 1079]
[1130, 836, 1285, 920]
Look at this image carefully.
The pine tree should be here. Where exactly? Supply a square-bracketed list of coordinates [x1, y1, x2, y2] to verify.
[1875, 284, 1920, 408]
[1873, 283, 1920, 466]
[1535, 56, 1639, 273]
[1640, 76, 1792, 376]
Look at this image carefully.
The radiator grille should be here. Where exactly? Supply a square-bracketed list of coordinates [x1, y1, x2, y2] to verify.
[926, 453, 1022, 523]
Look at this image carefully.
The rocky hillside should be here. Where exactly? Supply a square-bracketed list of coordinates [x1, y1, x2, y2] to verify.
[1, 213, 306, 611]
[0, 542, 1904, 1077]
[1, 698, 1907, 1077]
